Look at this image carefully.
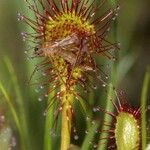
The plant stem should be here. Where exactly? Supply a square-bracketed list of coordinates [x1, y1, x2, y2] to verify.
[61, 100, 72, 150]
[81, 122, 99, 150]
[44, 91, 55, 150]
[141, 68, 150, 150]
[98, 83, 115, 150]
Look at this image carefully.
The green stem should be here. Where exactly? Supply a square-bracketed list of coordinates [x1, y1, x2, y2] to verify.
[141, 68, 150, 150]
[44, 91, 55, 150]
[98, 83, 115, 150]
[81, 122, 99, 150]
[61, 101, 71, 150]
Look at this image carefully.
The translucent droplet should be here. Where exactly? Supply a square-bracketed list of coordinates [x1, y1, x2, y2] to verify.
[38, 97, 42, 102]
[112, 57, 116, 61]
[0, 115, 5, 122]
[105, 76, 108, 79]
[92, 121, 95, 124]
[24, 50, 28, 54]
[50, 131, 57, 137]
[93, 144, 98, 148]
[95, 130, 98, 133]
[40, 85, 44, 89]
[85, 130, 88, 134]
[89, 141, 92, 145]
[92, 85, 97, 90]
[102, 84, 106, 87]
[107, 28, 110, 32]
[93, 107, 97, 112]
[74, 135, 79, 140]
[17, 12, 24, 21]
[86, 116, 90, 121]
[93, 69, 96, 72]
[115, 13, 118, 17]
[50, 130, 56, 137]
[59, 107, 63, 111]
[43, 111, 47, 116]
[116, 6, 120, 10]
[90, 12, 95, 17]
[45, 94, 48, 98]
[117, 42, 121, 46]
[112, 17, 116, 21]
[42, 72, 46, 76]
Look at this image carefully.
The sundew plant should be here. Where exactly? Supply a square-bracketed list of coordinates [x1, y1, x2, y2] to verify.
[0, 0, 150, 150]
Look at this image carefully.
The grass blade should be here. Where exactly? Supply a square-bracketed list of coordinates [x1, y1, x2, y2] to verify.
[3, 57, 30, 148]
[0, 81, 26, 150]
[141, 68, 150, 150]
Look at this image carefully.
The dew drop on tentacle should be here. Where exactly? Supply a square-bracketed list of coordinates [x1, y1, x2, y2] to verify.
[21, 32, 28, 41]
[92, 85, 97, 90]
[93, 107, 97, 112]
[90, 12, 95, 18]
[95, 129, 98, 134]
[38, 96, 44, 102]
[84, 89, 88, 93]
[42, 72, 46, 76]
[39, 85, 44, 89]
[88, 141, 92, 145]
[93, 144, 98, 149]
[17, 12, 24, 21]
[44, 93, 48, 98]
[92, 120, 96, 125]
[49, 129, 58, 137]
[86, 116, 91, 122]
[117, 42, 121, 47]
[24, 50, 28, 54]
[43, 110, 47, 116]
[85, 130, 89, 134]
[74, 135, 79, 140]
[102, 83, 107, 87]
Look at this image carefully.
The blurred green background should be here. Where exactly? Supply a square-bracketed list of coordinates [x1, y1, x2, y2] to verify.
[0, 0, 149, 150]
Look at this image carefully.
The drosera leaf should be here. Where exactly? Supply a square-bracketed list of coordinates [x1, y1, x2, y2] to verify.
[141, 68, 150, 150]
[115, 112, 140, 150]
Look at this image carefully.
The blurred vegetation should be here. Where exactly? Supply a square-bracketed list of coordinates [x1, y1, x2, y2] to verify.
[0, 0, 150, 150]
